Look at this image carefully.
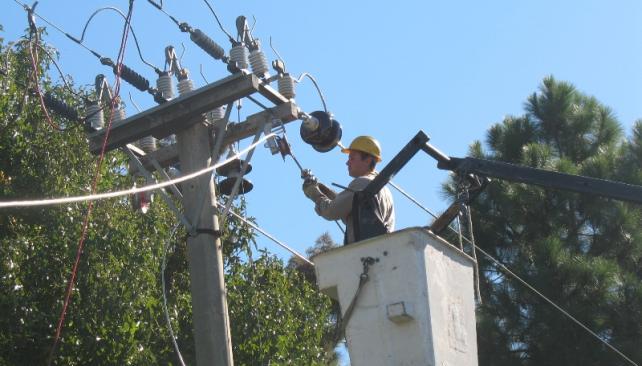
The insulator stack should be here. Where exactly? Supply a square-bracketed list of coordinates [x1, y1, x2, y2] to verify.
[278, 74, 296, 99]
[229, 44, 249, 70]
[138, 136, 157, 153]
[156, 74, 175, 100]
[207, 106, 225, 123]
[114, 63, 150, 92]
[190, 29, 226, 60]
[177, 78, 194, 95]
[249, 49, 269, 78]
[111, 106, 126, 123]
[43, 92, 79, 121]
[216, 159, 253, 196]
[86, 102, 104, 130]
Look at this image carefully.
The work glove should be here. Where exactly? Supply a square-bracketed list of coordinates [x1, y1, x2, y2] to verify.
[302, 180, 324, 202]
[318, 183, 337, 200]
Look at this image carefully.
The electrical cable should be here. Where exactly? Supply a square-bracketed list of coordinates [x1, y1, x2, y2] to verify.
[12, 0, 165, 102]
[37, 43, 84, 99]
[13, 0, 104, 59]
[146, 0, 227, 62]
[472, 243, 638, 366]
[216, 201, 313, 266]
[47, 3, 135, 363]
[295, 72, 328, 113]
[201, 0, 235, 44]
[160, 225, 187, 366]
[0, 133, 275, 209]
[78, 6, 161, 74]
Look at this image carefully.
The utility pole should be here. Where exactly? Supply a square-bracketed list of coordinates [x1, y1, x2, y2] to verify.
[88, 73, 297, 366]
[176, 117, 233, 365]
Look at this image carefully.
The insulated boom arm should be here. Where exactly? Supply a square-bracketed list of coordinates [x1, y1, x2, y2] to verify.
[353, 130, 642, 239]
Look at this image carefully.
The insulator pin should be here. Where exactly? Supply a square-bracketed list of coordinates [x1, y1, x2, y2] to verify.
[207, 106, 225, 123]
[137, 136, 157, 153]
[86, 102, 104, 130]
[177, 78, 194, 95]
[278, 74, 296, 99]
[229, 44, 249, 70]
[249, 49, 269, 78]
[190, 29, 225, 60]
[156, 74, 175, 100]
[111, 107, 126, 123]
[300, 111, 342, 153]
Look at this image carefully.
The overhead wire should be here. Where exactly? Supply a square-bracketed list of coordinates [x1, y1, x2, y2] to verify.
[78, 6, 162, 74]
[12, 0, 166, 103]
[0, 133, 275, 209]
[13, 2, 633, 363]
[472, 242, 638, 366]
[201, 0, 235, 44]
[295, 72, 328, 113]
[217, 201, 313, 266]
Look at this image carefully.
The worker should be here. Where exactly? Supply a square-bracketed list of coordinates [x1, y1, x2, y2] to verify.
[302, 136, 395, 244]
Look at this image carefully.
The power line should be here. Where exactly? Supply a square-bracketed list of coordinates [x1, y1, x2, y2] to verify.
[472, 243, 639, 366]
[218, 201, 313, 266]
[0, 133, 276, 208]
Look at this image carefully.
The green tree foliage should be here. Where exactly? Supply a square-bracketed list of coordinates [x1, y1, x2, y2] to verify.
[0, 32, 334, 365]
[447, 76, 642, 365]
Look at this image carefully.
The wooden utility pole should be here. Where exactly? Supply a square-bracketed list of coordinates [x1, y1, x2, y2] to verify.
[88, 73, 298, 366]
[176, 117, 233, 365]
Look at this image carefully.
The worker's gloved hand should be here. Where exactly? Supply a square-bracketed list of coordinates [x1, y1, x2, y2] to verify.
[301, 169, 317, 183]
[318, 183, 337, 200]
[302, 180, 323, 202]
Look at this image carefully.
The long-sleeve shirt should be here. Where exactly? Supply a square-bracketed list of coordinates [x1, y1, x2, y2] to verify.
[314, 172, 395, 244]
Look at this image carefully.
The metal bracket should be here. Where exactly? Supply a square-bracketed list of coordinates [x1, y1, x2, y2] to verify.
[124, 145, 193, 232]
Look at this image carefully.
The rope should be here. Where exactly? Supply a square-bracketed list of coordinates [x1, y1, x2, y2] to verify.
[0, 133, 275, 208]
[47, 4, 134, 363]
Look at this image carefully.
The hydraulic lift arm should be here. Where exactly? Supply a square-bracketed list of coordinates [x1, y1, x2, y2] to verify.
[353, 130, 642, 240]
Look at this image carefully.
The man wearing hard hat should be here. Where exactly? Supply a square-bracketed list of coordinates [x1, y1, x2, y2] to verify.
[302, 136, 395, 244]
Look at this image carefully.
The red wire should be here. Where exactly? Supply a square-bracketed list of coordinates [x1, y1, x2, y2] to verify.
[28, 32, 61, 131]
[46, 2, 135, 364]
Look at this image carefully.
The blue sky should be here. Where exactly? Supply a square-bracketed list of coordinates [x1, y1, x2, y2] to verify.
[4, 0, 642, 261]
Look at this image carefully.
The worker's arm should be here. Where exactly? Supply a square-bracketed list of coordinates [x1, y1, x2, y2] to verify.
[314, 177, 370, 221]
[314, 189, 353, 221]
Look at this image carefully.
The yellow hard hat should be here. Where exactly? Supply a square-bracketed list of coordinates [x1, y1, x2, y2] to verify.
[341, 136, 382, 162]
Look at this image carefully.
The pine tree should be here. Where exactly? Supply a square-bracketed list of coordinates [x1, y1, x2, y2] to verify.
[454, 76, 642, 365]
